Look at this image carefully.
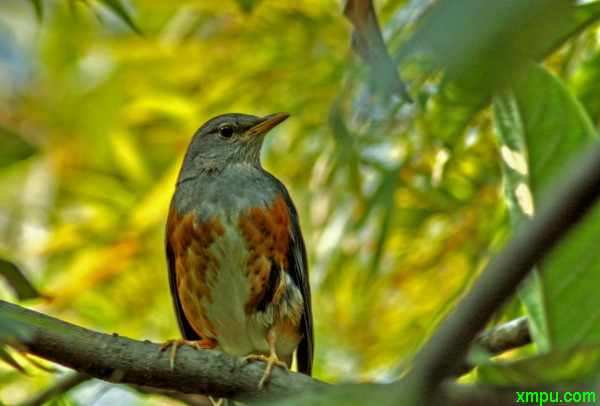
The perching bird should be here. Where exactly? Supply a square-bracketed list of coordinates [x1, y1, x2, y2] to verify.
[161, 113, 313, 391]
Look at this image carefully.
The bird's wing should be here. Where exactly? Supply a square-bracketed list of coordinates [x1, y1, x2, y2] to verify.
[270, 176, 314, 376]
[166, 207, 201, 341]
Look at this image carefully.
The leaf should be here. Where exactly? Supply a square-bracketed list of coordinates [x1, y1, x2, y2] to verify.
[406, 1, 600, 143]
[235, 0, 262, 14]
[97, 0, 142, 35]
[403, 0, 578, 89]
[493, 81, 549, 350]
[0, 259, 41, 301]
[515, 64, 598, 199]
[366, 168, 398, 279]
[542, 204, 600, 349]
[29, 0, 43, 21]
[0, 126, 37, 168]
[0, 346, 25, 373]
[478, 345, 600, 386]
[0, 310, 33, 373]
[344, 0, 412, 101]
[538, 1, 600, 60]
[429, 81, 490, 143]
[328, 100, 363, 196]
[493, 63, 599, 352]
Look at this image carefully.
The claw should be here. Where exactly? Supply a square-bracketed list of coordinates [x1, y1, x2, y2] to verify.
[158, 338, 216, 370]
[241, 352, 288, 388]
[240, 328, 288, 388]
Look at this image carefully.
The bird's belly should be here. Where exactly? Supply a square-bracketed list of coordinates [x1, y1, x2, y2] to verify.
[181, 217, 302, 362]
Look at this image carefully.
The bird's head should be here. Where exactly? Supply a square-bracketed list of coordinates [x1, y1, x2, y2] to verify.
[178, 112, 289, 182]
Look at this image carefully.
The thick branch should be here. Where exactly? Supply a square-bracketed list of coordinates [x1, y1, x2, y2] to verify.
[0, 300, 327, 403]
[0, 300, 571, 406]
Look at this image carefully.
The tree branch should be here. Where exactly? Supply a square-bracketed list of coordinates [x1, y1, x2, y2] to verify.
[0, 300, 328, 403]
[474, 316, 530, 356]
[0, 300, 569, 406]
[451, 316, 531, 377]
[408, 142, 600, 395]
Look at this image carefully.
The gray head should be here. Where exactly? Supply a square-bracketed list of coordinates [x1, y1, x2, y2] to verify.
[177, 112, 289, 183]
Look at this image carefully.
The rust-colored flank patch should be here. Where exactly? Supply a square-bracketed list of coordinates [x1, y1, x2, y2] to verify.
[167, 207, 225, 339]
[238, 194, 291, 315]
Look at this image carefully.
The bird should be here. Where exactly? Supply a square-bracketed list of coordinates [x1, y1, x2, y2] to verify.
[160, 112, 313, 391]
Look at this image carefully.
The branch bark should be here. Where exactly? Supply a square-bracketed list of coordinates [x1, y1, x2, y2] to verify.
[452, 316, 531, 377]
[0, 300, 554, 405]
[0, 300, 327, 404]
[474, 316, 530, 356]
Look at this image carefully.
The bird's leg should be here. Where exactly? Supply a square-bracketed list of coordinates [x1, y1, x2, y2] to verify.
[158, 338, 216, 370]
[240, 328, 288, 388]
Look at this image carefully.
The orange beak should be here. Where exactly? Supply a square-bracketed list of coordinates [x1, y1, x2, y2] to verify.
[246, 112, 290, 137]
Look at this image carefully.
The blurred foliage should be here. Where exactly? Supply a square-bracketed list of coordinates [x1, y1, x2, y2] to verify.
[478, 345, 600, 386]
[0, 0, 599, 404]
[0, 309, 32, 373]
[0, 258, 41, 300]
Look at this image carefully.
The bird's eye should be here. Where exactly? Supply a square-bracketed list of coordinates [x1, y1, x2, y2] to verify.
[219, 126, 234, 139]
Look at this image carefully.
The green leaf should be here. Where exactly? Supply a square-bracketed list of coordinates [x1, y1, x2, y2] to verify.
[328, 100, 363, 196]
[0, 259, 41, 301]
[0, 346, 25, 373]
[403, 0, 573, 88]
[428, 81, 490, 143]
[542, 204, 600, 349]
[0, 310, 33, 373]
[493, 81, 550, 351]
[538, 1, 600, 60]
[29, 0, 43, 21]
[235, 0, 262, 14]
[0, 126, 37, 168]
[515, 64, 598, 199]
[509, 65, 597, 353]
[97, 0, 142, 35]
[402, 0, 600, 96]
[493, 63, 599, 353]
[478, 345, 600, 386]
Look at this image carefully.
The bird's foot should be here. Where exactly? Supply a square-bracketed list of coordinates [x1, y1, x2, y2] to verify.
[158, 338, 216, 370]
[208, 396, 224, 406]
[240, 352, 288, 389]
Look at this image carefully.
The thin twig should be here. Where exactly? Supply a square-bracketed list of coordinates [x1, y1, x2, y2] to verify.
[451, 316, 531, 377]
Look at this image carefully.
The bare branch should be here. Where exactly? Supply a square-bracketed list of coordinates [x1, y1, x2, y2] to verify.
[451, 316, 531, 377]
[0, 300, 328, 404]
[474, 316, 530, 355]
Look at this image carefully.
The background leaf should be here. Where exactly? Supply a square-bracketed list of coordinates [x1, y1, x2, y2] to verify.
[97, 0, 141, 34]
[0, 127, 37, 168]
[0, 310, 33, 372]
[478, 345, 600, 386]
[493, 63, 599, 353]
[0, 259, 41, 301]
